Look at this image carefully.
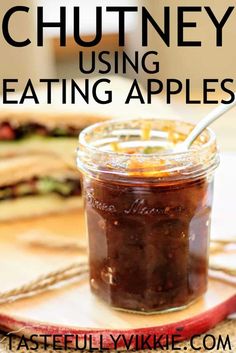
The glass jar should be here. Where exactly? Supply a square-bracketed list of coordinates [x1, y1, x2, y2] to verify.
[77, 118, 219, 313]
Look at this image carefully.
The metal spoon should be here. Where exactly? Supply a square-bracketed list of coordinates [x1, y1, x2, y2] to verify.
[175, 94, 236, 153]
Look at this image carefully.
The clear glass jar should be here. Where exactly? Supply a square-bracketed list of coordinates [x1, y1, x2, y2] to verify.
[77, 118, 219, 313]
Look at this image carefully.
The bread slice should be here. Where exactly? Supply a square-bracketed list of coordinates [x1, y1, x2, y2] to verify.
[0, 154, 78, 187]
[0, 137, 77, 162]
[0, 194, 83, 222]
[0, 154, 82, 221]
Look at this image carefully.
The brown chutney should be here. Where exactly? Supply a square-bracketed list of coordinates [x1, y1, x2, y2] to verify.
[77, 118, 219, 313]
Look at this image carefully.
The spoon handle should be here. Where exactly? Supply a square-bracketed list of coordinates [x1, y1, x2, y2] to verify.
[183, 93, 236, 149]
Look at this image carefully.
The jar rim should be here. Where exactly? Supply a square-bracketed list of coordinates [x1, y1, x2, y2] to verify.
[77, 118, 219, 181]
[78, 117, 217, 158]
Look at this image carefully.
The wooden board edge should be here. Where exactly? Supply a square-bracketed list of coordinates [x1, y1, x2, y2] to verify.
[0, 293, 235, 349]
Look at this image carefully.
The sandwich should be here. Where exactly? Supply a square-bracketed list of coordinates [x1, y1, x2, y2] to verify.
[0, 155, 83, 221]
[0, 77, 172, 220]
[0, 106, 109, 220]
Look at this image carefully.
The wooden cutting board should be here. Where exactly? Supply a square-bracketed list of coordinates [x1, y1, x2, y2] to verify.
[0, 154, 235, 348]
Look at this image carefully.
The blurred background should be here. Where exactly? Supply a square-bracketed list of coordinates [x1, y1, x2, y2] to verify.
[0, 0, 235, 151]
[0, 2, 235, 345]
